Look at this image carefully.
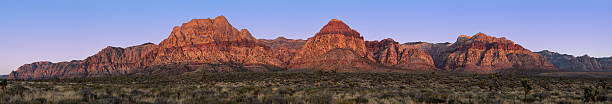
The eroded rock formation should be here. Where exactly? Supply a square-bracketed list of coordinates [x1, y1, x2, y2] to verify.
[440, 33, 556, 72]
[366, 39, 436, 70]
[537, 50, 612, 71]
[9, 16, 589, 79]
[289, 19, 379, 71]
[9, 60, 82, 79]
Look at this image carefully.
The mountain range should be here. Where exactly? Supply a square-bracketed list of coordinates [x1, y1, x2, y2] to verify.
[8, 16, 612, 79]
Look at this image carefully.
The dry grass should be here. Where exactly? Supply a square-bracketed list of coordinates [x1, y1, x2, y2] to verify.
[1, 72, 612, 104]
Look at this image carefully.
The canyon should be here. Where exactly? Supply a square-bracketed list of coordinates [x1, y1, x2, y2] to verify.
[8, 16, 611, 79]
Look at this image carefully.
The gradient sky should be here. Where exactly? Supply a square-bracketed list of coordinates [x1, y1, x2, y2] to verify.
[1, 0, 611, 74]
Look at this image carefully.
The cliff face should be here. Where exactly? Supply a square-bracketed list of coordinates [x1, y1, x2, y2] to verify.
[9, 16, 285, 79]
[257, 37, 307, 65]
[8, 60, 82, 79]
[366, 39, 436, 70]
[537, 50, 612, 71]
[153, 16, 282, 68]
[429, 33, 556, 72]
[289, 19, 379, 71]
[599, 57, 612, 70]
[291, 19, 367, 62]
[78, 43, 159, 77]
[158, 16, 256, 48]
[8, 16, 582, 79]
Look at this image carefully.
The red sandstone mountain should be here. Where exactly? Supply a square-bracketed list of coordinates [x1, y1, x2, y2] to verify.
[289, 19, 385, 71]
[9, 16, 286, 79]
[365, 39, 437, 70]
[257, 37, 307, 65]
[7, 16, 587, 79]
[9, 60, 81, 79]
[412, 33, 557, 72]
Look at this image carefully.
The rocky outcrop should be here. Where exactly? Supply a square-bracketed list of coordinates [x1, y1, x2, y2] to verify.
[429, 33, 556, 72]
[366, 39, 436, 70]
[10, 16, 585, 79]
[598, 57, 612, 70]
[154, 16, 282, 68]
[158, 16, 256, 48]
[289, 19, 437, 71]
[537, 50, 612, 71]
[257, 37, 307, 65]
[9, 16, 285, 79]
[78, 43, 159, 77]
[289, 19, 374, 71]
[8, 60, 82, 79]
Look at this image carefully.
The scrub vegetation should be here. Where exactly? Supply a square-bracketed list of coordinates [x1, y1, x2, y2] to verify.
[2, 71, 612, 104]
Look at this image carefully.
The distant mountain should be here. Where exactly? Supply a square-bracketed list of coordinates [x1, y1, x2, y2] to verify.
[537, 50, 612, 71]
[10, 15, 606, 79]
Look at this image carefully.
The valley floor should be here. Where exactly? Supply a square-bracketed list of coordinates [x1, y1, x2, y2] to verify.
[1, 71, 612, 104]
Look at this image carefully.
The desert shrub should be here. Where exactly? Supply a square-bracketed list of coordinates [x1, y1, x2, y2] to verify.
[335, 99, 355, 104]
[0, 79, 7, 91]
[478, 80, 487, 89]
[237, 86, 258, 94]
[262, 95, 288, 104]
[201, 71, 208, 83]
[307, 93, 333, 104]
[57, 99, 81, 104]
[583, 86, 599, 102]
[79, 89, 97, 102]
[7, 84, 29, 96]
[487, 74, 503, 93]
[278, 87, 293, 95]
[598, 80, 608, 89]
[538, 79, 551, 90]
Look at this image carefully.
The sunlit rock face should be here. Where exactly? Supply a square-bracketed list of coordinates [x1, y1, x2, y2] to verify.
[366, 39, 437, 70]
[436, 33, 556, 73]
[289, 19, 378, 71]
[154, 16, 282, 68]
[257, 37, 307, 66]
[9, 60, 82, 80]
[9, 16, 572, 79]
[290, 19, 437, 71]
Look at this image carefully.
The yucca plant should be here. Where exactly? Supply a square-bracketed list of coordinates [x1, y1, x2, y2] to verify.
[584, 86, 600, 102]
[520, 79, 533, 101]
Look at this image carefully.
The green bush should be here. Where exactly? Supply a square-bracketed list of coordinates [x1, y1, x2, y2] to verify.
[583, 86, 599, 102]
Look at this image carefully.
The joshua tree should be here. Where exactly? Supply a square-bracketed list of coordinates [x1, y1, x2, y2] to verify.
[584, 86, 600, 102]
[487, 73, 503, 93]
[520, 79, 533, 100]
[0, 79, 7, 91]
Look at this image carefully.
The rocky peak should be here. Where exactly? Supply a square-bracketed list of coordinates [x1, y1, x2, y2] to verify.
[315, 19, 362, 39]
[453, 33, 524, 51]
[539, 50, 552, 53]
[213, 16, 230, 26]
[579, 55, 591, 58]
[439, 33, 556, 72]
[290, 19, 368, 69]
[159, 16, 256, 48]
[380, 38, 398, 46]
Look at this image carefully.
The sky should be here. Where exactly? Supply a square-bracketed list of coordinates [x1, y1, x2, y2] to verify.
[1, 0, 611, 74]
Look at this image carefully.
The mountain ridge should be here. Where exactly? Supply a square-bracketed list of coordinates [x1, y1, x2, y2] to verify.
[8, 16, 608, 79]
